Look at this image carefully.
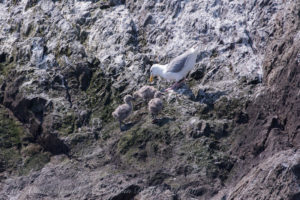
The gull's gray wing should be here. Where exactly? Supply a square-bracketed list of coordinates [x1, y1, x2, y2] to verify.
[166, 51, 191, 73]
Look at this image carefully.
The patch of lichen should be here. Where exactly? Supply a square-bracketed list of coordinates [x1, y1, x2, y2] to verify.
[115, 120, 178, 172]
[98, 122, 116, 140]
[182, 138, 234, 181]
[18, 152, 50, 175]
[0, 106, 24, 173]
[0, 62, 15, 79]
[183, 139, 211, 164]
[118, 125, 151, 154]
[0, 52, 16, 87]
[200, 96, 244, 120]
[0, 106, 50, 175]
[86, 69, 121, 123]
[117, 121, 177, 155]
[58, 112, 76, 135]
[0, 110, 23, 149]
[0, 148, 22, 173]
[66, 132, 95, 158]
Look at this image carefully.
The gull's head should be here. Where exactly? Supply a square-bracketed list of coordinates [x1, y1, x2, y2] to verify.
[150, 64, 161, 82]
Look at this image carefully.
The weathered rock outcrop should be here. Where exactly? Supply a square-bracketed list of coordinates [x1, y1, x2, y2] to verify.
[0, 0, 299, 199]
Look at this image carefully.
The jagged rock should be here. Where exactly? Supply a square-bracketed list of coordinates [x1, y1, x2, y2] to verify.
[235, 111, 249, 124]
[148, 171, 170, 186]
[188, 119, 211, 138]
[188, 187, 207, 197]
[0, 0, 299, 199]
[226, 150, 300, 200]
[109, 184, 141, 200]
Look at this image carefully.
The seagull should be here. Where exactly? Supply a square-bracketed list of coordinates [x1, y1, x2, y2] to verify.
[112, 95, 134, 131]
[150, 47, 197, 91]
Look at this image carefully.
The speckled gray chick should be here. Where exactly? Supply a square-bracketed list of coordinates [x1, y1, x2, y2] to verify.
[133, 86, 158, 103]
[112, 95, 134, 130]
[148, 91, 163, 121]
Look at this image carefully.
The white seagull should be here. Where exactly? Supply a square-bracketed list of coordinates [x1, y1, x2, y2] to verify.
[150, 47, 197, 90]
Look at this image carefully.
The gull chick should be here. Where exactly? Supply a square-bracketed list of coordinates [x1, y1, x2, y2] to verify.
[148, 91, 163, 122]
[133, 85, 157, 103]
[112, 95, 134, 131]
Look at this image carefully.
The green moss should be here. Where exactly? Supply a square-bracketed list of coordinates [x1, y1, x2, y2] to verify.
[0, 107, 24, 173]
[0, 148, 22, 173]
[101, 129, 111, 140]
[0, 62, 15, 77]
[118, 126, 151, 154]
[86, 69, 121, 123]
[58, 112, 76, 135]
[117, 121, 176, 155]
[213, 97, 243, 120]
[0, 106, 50, 175]
[181, 138, 234, 181]
[0, 113, 23, 149]
[0, 113, 20, 170]
[18, 152, 50, 175]
[21, 144, 42, 156]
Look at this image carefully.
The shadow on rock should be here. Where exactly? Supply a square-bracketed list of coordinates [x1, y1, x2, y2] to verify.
[195, 89, 227, 104]
[171, 84, 195, 100]
[121, 122, 135, 132]
[110, 184, 141, 200]
[169, 84, 227, 105]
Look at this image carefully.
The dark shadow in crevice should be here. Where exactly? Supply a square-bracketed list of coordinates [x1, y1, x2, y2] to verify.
[121, 122, 136, 132]
[195, 89, 227, 104]
[167, 84, 227, 105]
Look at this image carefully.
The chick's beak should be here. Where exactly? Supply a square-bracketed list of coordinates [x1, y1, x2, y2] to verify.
[150, 75, 154, 82]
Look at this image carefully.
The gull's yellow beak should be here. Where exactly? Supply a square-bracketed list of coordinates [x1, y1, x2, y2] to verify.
[150, 75, 154, 82]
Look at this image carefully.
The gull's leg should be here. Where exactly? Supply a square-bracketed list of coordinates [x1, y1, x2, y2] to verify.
[180, 78, 186, 85]
[165, 79, 185, 91]
[172, 81, 179, 88]
[165, 83, 177, 91]
[178, 78, 186, 85]
[173, 78, 186, 89]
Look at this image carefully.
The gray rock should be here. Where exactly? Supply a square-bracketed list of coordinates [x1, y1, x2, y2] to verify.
[224, 150, 300, 200]
[0, 0, 299, 199]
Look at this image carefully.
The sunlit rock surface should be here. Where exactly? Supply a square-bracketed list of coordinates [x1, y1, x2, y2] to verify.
[0, 0, 299, 199]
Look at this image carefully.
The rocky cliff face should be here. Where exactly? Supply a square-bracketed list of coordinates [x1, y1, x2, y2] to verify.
[0, 0, 299, 199]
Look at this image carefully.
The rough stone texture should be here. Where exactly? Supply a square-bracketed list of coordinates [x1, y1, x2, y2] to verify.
[0, 0, 299, 199]
[226, 150, 300, 200]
